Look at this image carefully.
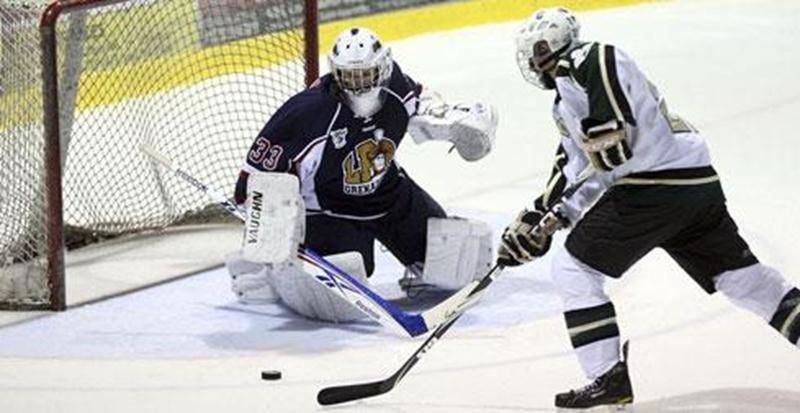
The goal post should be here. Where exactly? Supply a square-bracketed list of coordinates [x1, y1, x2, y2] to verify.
[1, 0, 319, 311]
[1, 0, 462, 312]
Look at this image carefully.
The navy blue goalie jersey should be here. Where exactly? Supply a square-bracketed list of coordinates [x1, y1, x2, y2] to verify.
[241, 62, 421, 219]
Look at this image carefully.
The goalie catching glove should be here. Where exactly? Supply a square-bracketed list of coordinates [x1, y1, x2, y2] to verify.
[497, 209, 567, 267]
[407, 90, 498, 161]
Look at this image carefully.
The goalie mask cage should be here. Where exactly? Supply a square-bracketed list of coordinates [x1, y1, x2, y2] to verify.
[0, 0, 319, 311]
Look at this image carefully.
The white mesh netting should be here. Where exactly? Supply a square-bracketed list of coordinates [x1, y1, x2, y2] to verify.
[0, 0, 309, 309]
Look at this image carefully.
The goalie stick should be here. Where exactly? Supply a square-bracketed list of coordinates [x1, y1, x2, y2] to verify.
[317, 167, 595, 406]
[141, 144, 471, 338]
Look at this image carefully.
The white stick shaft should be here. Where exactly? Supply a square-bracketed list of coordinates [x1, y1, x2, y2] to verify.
[141, 144, 245, 221]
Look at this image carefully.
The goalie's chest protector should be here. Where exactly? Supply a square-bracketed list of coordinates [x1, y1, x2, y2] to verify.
[282, 69, 418, 219]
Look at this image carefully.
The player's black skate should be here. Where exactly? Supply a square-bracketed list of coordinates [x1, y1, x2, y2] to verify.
[555, 341, 633, 409]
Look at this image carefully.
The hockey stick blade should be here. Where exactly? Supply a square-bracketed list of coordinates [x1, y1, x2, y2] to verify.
[317, 167, 597, 405]
[141, 144, 442, 337]
[317, 265, 497, 406]
[299, 249, 429, 337]
[318, 310, 463, 405]
[317, 379, 387, 405]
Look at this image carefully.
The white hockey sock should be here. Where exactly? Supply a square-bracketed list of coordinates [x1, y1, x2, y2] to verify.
[564, 302, 621, 379]
[715, 264, 800, 347]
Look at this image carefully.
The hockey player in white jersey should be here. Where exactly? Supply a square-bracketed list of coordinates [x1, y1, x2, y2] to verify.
[226, 27, 497, 325]
[499, 7, 800, 409]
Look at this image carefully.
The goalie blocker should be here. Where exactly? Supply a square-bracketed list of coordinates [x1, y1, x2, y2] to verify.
[227, 171, 493, 323]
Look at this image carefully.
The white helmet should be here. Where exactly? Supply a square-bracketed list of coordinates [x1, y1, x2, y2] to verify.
[515, 8, 580, 89]
[328, 27, 393, 117]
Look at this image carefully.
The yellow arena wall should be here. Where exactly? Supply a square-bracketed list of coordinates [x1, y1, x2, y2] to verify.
[1, 0, 657, 129]
[318, 0, 656, 50]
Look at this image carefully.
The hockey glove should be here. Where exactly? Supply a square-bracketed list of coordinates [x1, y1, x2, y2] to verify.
[497, 210, 566, 267]
[234, 170, 250, 205]
[407, 91, 498, 162]
[581, 119, 632, 171]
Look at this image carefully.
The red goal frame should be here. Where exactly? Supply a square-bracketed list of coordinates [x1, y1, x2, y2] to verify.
[36, 0, 319, 311]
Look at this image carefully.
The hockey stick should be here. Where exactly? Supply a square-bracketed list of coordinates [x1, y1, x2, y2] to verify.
[317, 264, 501, 406]
[141, 145, 468, 337]
[317, 167, 596, 405]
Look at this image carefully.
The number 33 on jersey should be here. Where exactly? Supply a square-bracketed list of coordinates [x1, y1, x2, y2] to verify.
[242, 61, 419, 219]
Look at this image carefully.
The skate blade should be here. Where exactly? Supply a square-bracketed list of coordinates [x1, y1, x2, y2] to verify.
[556, 399, 633, 412]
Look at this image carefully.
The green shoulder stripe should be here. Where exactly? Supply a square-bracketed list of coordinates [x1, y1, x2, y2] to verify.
[568, 43, 636, 127]
[534, 143, 569, 213]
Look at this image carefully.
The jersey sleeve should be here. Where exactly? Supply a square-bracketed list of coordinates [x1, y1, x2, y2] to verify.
[242, 97, 316, 174]
[387, 62, 423, 116]
[545, 44, 654, 222]
[534, 138, 611, 226]
[403, 72, 424, 107]
[539, 137, 612, 226]
[546, 99, 610, 224]
[533, 143, 570, 214]
[570, 43, 637, 132]
[557, 150, 612, 225]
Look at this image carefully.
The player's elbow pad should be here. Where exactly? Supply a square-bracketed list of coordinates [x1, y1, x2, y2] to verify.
[580, 119, 632, 171]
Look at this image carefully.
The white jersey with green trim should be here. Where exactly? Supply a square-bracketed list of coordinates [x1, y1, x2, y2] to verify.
[547, 42, 716, 224]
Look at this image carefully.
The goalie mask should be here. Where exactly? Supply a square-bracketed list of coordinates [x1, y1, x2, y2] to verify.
[328, 27, 393, 118]
[515, 8, 580, 90]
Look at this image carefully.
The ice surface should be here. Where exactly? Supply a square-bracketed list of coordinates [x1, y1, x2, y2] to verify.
[0, 211, 562, 358]
[1, 0, 800, 412]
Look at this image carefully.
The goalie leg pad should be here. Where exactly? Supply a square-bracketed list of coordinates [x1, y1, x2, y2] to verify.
[226, 251, 279, 304]
[241, 171, 304, 264]
[420, 217, 493, 290]
[270, 252, 369, 323]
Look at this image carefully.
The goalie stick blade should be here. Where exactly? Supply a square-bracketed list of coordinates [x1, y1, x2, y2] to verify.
[317, 380, 389, 405]
[316, 172, 597, 406]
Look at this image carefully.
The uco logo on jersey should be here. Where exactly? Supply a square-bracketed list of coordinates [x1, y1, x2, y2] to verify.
[341, 129, 396, 196]
[330, 128, 348, 149]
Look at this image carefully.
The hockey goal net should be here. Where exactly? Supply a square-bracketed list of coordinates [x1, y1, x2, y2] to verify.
[0, 0, 318, 310]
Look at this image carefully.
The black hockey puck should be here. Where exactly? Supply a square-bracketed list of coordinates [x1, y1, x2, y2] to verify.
[261, 370, 282, 381]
